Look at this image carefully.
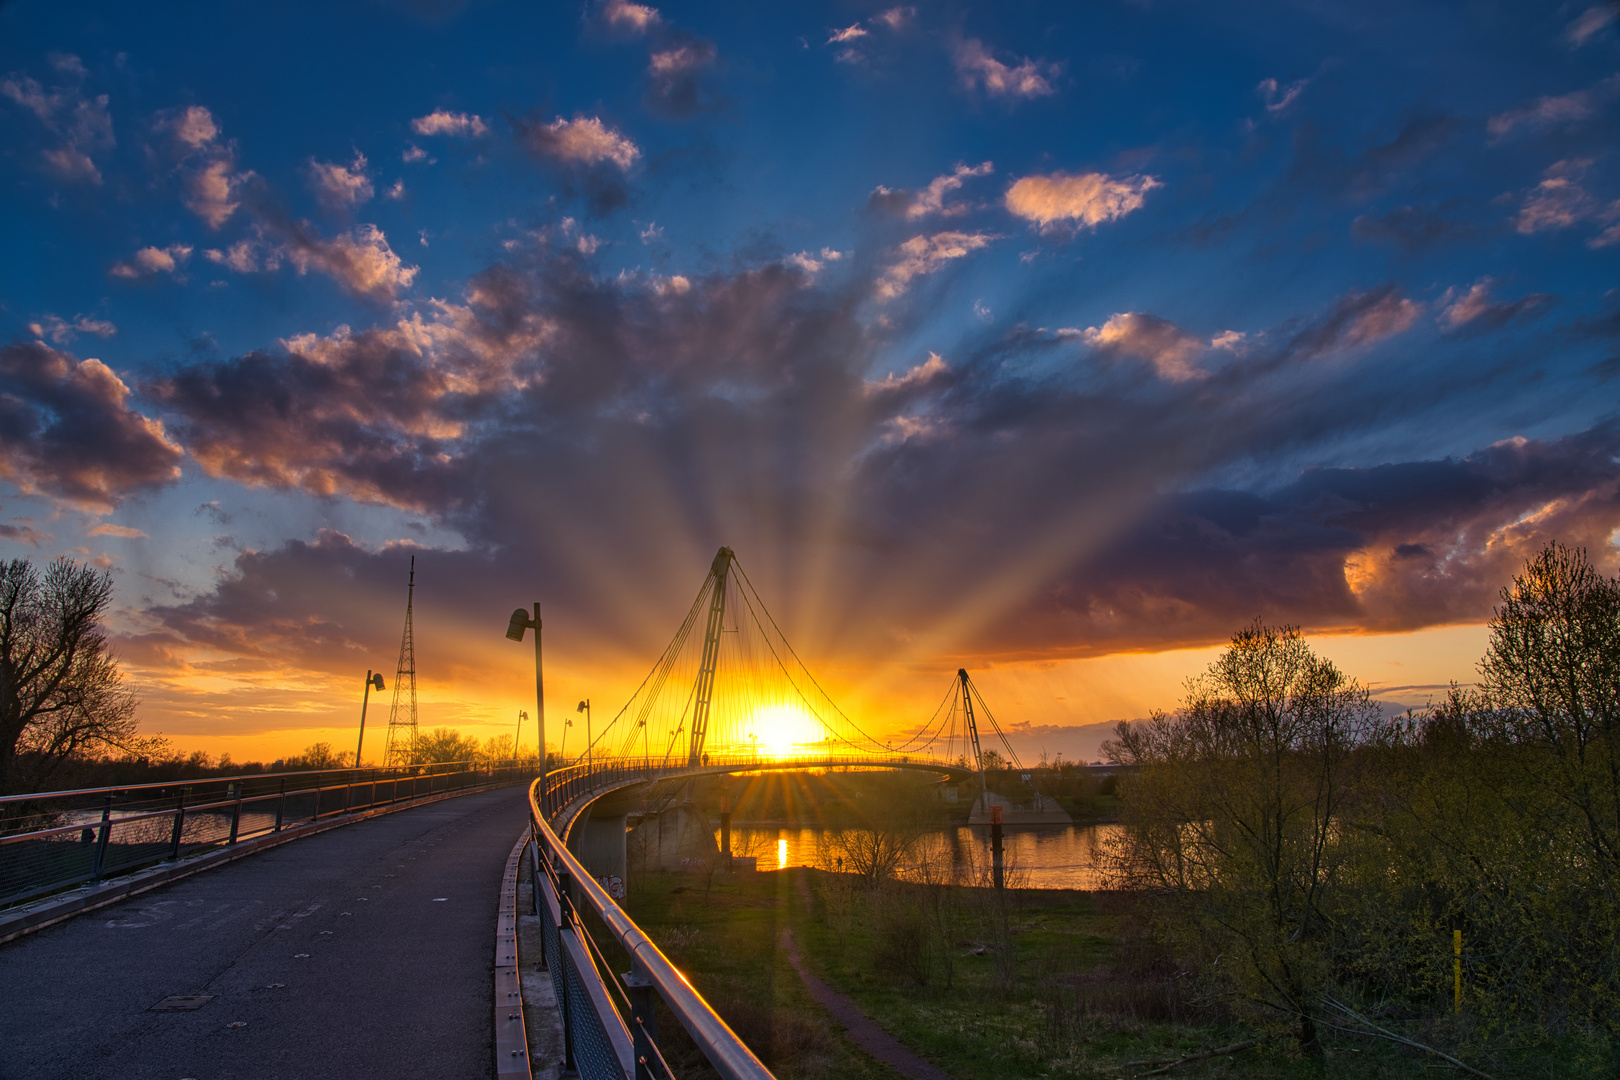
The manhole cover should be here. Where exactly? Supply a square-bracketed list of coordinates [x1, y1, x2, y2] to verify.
[150, 995, 213, 1011]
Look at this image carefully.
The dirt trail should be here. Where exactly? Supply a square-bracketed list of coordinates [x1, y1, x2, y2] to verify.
[782, 871, 954, 1080]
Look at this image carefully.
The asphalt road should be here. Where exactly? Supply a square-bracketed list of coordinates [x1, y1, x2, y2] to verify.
[0, 786, 530, 1080]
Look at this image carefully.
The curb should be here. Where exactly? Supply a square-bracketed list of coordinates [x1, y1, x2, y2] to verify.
[0, 780, 517, 947]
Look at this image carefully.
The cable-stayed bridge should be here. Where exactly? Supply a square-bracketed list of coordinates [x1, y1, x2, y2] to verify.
[0, 545, 1036, 1080]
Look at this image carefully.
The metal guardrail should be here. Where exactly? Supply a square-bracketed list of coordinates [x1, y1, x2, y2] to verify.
[528, 760, 777, 1080]
[0, 759, 532, 911]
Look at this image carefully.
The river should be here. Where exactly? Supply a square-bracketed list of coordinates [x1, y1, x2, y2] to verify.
[723, 823, 1123, 890]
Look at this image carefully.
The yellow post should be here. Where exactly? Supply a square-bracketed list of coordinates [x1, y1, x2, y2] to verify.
[1453, 929, 1462, 1013]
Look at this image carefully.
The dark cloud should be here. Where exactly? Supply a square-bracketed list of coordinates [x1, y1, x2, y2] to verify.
[997, 423, 1620, 656]
[125, 247, 1619, 678]
[1350, 203, 1480, 252]
[0, 342, 183, 510]
[644, 34, 720, 117]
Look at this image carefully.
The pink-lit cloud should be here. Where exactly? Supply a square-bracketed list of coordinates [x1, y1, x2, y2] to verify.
[952, 37, 1058, 101]
[1004, 170, 1159, 231]
[874, 231, 997, 300]
[410, 109, 489, 138]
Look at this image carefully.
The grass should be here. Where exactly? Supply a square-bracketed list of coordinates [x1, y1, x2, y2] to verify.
[610, 867, 1606, 1079]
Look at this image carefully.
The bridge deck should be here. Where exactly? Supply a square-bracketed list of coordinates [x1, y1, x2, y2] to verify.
[0, 786, 529, 1080]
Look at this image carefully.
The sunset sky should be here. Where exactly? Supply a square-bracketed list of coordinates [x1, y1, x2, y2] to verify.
[2, 0, 1618, 764]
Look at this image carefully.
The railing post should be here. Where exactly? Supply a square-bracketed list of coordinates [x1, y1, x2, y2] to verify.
[168, 789, 187, 862]
[90, 794, 113, 882]
[274, 779, 286, 832]
[625, 960, 658, 1080]
[228, 783, 242, 845]
[312, 781, 322, 822]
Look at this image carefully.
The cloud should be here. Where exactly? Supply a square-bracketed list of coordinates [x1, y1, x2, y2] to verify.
[307, 151, 374, 211]
[523, 115, 640, 170]
[88, 523, 147, 539]
[784, 248, 844, 278]
[402, 143, 430, 163]
[1513, 160, 1620, 244]
[152, 104, 254, 230]
[28, 314, 118, 344]
[646, 36, 718, 116]
[410, 109, 489, 137]
[874, 231, 997, 300]
[1285, 286, 1422, 357]
[951, 38, 1059, 101]
[284, 223, 419, 302]
[1081, 313, 1213, 382]
[869, 161, 993, 220]
[1008, 423, 1620, 654]
[873, 7, 915, 31]
[1566, 5, 1617, 47]
[1438, 279, 1554, 334]
[1350, 203, 1478, 252]
[167, 105, 218, 149]
[0, 342, 183, 510]
[150, 284, 549, 509]
[1256, 76, 1308, 113]
[1487, 74, 1620, 139]
[111, 244, 193, 279]
[828, 24, 867, 44]
[0, 55, 114, 184]
[599, 0, 661, 34]
[865, 351, 949, 395]
[1004, 170, 1159, 232]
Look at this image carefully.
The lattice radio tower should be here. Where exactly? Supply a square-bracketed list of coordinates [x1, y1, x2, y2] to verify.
[382, 556, 419, 766]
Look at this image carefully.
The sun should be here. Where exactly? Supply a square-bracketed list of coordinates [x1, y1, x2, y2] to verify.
[748, 705, 826, 758]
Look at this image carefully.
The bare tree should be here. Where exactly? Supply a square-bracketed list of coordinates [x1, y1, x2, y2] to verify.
[0, 558, 138, 795]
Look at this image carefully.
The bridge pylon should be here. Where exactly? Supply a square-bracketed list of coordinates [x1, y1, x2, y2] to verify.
[687, 546, 733, 767]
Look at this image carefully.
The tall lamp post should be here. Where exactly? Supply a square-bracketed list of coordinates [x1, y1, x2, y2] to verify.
[576, 699, 591, 772]
[505, 603, 544, 783]
[355, 670, 385, 768]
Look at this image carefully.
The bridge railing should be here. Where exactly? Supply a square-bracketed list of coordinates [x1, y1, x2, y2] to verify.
[528, 760, 776, 1080]
[0, 759, 532, 911]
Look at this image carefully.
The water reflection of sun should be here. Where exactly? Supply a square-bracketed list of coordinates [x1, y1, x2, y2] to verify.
[749, 705, 825, 758]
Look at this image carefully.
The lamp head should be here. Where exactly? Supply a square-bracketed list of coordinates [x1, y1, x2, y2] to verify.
[505, 608, 531, 641]
[576, 700, 587, 713]
[370, 673, 386, 691]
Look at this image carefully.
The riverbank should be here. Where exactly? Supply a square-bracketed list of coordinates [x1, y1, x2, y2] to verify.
[612, 867, 1484, 1079]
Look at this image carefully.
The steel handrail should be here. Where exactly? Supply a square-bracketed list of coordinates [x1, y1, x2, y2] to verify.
[0, 757, 496, 806]
[528, 771, 775, 1080]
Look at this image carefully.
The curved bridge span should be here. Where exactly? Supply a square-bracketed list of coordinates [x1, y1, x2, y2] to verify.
[523, 753, 968, 1080]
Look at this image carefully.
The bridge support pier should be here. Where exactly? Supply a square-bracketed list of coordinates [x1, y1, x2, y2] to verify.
[571, 808, 628, 893]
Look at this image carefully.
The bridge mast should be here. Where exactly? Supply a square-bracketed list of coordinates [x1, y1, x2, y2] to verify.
[959, 668, 988, 804]
[687, 547, 734, 767]
[382, 557, 420, 766]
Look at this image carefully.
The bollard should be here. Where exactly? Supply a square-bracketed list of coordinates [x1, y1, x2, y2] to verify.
[720, 795, 732, 864]
[991, 804, 1004, 891]
[168, 789, 188, 862]
[90, 794, 114, 881]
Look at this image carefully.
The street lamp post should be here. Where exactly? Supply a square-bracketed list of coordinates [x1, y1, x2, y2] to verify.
[576, 699, 591, 773]
[505, 603, 544, 783]
[515, 710, 527, 767]
[355, 670, 385, 768]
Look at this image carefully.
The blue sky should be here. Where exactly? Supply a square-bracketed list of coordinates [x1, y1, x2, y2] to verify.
[2, 0, 1618, 757]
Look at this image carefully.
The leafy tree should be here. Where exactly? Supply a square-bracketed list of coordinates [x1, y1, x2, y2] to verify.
[1479, 541, 1620, 881]
[1104, 620, 1384, 1053]
[0, 558, 138, 794]
[410, 726, 481, 764]
[286, 741, 346, 770]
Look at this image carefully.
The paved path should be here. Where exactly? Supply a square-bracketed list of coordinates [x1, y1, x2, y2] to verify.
[0, 786, 529, 1080]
